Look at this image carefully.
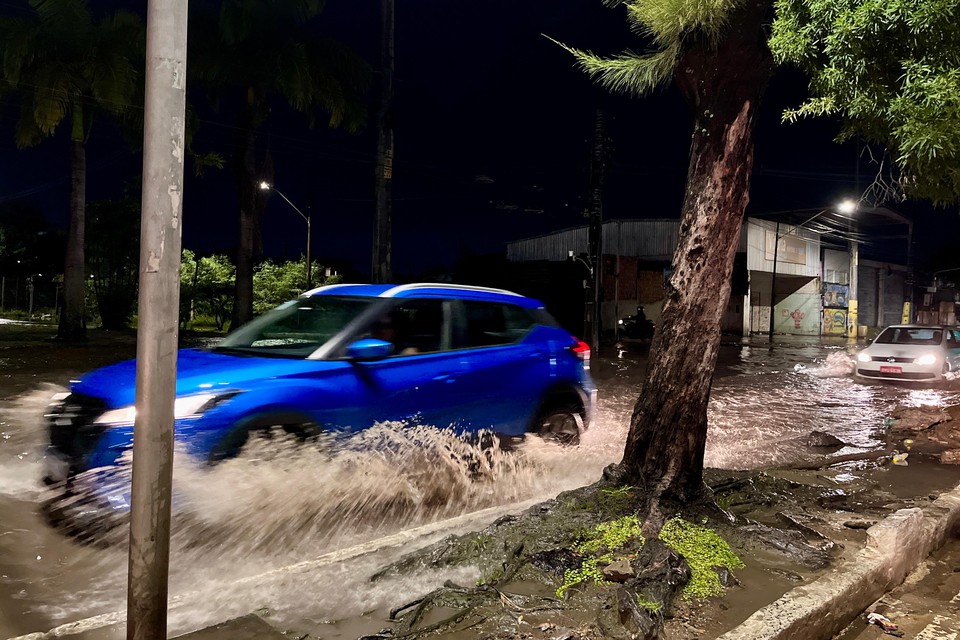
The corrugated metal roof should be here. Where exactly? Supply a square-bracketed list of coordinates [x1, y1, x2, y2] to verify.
[507, 219, 682, 262]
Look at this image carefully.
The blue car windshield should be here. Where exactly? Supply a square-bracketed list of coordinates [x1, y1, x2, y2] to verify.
[214, 295, 377, 357]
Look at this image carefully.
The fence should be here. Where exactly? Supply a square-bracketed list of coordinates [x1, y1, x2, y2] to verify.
[0, 276, 59, 316]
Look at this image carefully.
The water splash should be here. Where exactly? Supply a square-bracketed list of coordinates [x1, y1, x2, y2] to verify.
[794, 351, 857, 378]
[0, 383, 62, 499]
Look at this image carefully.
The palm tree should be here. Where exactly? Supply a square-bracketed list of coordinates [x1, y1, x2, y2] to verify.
[0, 0, 142, 341]
[188, 0, 369, 328]
[556, 0, 774, 524]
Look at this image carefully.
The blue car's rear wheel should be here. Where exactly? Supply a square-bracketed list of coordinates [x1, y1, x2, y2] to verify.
[534, 407, 583, 446]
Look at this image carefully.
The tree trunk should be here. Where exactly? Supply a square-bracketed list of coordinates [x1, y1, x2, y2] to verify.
[58, 139, 87, 341]
[620, 1, 773, 518]
[230, 95, 271, 329]
[372, 0, 395, 284]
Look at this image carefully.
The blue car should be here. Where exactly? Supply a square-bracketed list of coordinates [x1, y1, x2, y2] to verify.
[43, 283, 596, 514]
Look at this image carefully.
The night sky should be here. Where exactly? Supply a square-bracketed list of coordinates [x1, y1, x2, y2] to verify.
[2, 0, 958, 279]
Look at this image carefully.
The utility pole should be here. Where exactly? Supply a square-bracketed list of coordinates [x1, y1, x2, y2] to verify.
[768, 222, 780, 342]
[127, 0, 187, 638]
[585, 109, 608, 353]
[372, 0, 395, 283]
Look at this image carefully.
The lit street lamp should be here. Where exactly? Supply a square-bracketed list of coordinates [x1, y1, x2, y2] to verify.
[838, 199, 859, 339]
[259, 181, 312, 290]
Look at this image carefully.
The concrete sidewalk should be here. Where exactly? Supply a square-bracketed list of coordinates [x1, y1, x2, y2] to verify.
[716, 479, 960, 640]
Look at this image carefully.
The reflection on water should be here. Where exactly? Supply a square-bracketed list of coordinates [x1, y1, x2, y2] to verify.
[2, 334, 960, 636]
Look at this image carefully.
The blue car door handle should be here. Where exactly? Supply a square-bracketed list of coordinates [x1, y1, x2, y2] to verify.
[433, 372, 454, 382]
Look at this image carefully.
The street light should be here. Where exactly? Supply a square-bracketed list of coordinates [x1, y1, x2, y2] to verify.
[259, 181, 312, 290]
[839, 199, 860, 339]
[768, 203, 857, 341]
[568, 250, 598, 351]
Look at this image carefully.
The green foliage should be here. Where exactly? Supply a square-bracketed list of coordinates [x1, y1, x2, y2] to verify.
[658, 517, 743, 600]
[571, 484, 636, 518]
[189, 0, 370, 131]
[771, 0, 960, 203]
[253, 259, 307, 316]
[180, 250, 235, 331]
[0, 0, 143, 147]
[549, 0, 743, 97]
[557, 515, 644, 598]
[636, 592, 662, 613]
[179, 251, 342, 331]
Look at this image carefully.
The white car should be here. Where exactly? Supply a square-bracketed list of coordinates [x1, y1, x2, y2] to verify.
[856, 324, 960, 382]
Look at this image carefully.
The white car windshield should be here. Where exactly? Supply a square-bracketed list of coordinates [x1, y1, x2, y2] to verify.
[214, 295, 378, 357]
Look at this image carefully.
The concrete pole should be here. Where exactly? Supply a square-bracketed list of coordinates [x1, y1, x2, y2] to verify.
[768, 222, 780, 342]
[305, 215, 312, 290]
[127, 0, 187, 638]
[848, 221, 859, 340]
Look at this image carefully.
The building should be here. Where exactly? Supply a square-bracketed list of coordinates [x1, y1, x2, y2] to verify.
[505, 207, 914, 338]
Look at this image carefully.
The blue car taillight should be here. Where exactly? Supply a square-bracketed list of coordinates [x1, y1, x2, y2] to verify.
[570, 339, 591, 369]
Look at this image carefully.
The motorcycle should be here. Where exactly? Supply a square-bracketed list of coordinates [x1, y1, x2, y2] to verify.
[619, 308, 655, 341]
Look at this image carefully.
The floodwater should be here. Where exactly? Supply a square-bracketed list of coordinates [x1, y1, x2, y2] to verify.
[2, 326, 960, 638]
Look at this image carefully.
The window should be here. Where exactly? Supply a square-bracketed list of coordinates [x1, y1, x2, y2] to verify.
[357, 299, 447, 356]
[216, 296, 377, 358]
[876, 327, 942, 346]
[455, 301, 536, 348]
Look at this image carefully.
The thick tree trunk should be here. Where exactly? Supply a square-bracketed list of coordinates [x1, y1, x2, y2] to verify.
[372, 0, 395, 284]
[58, 139, 87, 341]
[230, 96, 271, 329]
[620, 1, 773, 516]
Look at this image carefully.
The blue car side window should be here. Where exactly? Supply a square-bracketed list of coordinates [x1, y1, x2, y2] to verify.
[359, 299, 446, 356]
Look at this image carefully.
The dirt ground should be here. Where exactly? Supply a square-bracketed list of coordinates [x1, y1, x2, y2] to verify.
[294, 451, 960, 640]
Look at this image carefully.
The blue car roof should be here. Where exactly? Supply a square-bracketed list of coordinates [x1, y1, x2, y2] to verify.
[303, 282, 543, 308]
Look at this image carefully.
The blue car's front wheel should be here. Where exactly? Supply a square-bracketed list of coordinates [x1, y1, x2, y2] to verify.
[208, 413, 322, 462]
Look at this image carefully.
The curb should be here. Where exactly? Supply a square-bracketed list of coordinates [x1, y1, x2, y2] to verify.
[717, 480, 960, 640]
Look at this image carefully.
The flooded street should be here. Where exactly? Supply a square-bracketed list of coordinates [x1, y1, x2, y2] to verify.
[2, 326, 960, 638]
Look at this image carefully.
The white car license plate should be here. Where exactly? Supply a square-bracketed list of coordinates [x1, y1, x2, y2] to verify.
[880, 365, 902, 373]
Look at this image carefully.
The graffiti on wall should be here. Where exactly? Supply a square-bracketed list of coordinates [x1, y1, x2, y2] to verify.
[823, 308, 847, 335]
[790, 308, 805, 329]
[822, 282, 848, 308]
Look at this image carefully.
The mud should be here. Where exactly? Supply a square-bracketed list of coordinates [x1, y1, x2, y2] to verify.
[295, 454, 960, 640]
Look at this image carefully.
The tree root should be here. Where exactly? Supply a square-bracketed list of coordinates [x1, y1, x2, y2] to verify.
[386, 541, 562, 639]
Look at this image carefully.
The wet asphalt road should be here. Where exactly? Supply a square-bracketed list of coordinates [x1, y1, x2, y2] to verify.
[2, 324, 960, 638]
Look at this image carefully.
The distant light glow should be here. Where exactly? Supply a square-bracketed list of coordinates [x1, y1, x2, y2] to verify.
[837, 199, 857, 214]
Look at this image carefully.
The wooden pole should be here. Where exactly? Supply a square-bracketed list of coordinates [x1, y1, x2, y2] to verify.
[127, 0, 188, 638]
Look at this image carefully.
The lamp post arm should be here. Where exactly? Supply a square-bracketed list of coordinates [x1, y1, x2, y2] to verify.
[271, 188, 309, 224]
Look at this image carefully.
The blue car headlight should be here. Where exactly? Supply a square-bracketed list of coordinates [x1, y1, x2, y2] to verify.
[94, 393, 228, 426]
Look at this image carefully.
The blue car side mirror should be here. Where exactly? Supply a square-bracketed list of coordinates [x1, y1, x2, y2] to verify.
[347, 338, 394, 361]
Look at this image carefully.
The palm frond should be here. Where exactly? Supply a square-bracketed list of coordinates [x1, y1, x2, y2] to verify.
[545, 36, 678, 96]
[624, 0, 743, 48]
[31, 0, 92, 41]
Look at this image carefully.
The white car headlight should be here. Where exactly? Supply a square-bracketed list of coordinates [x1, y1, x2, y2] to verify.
[95, 393, 221, 426]
[915, 354, 938, 366]
[857, 352, 872, 363]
